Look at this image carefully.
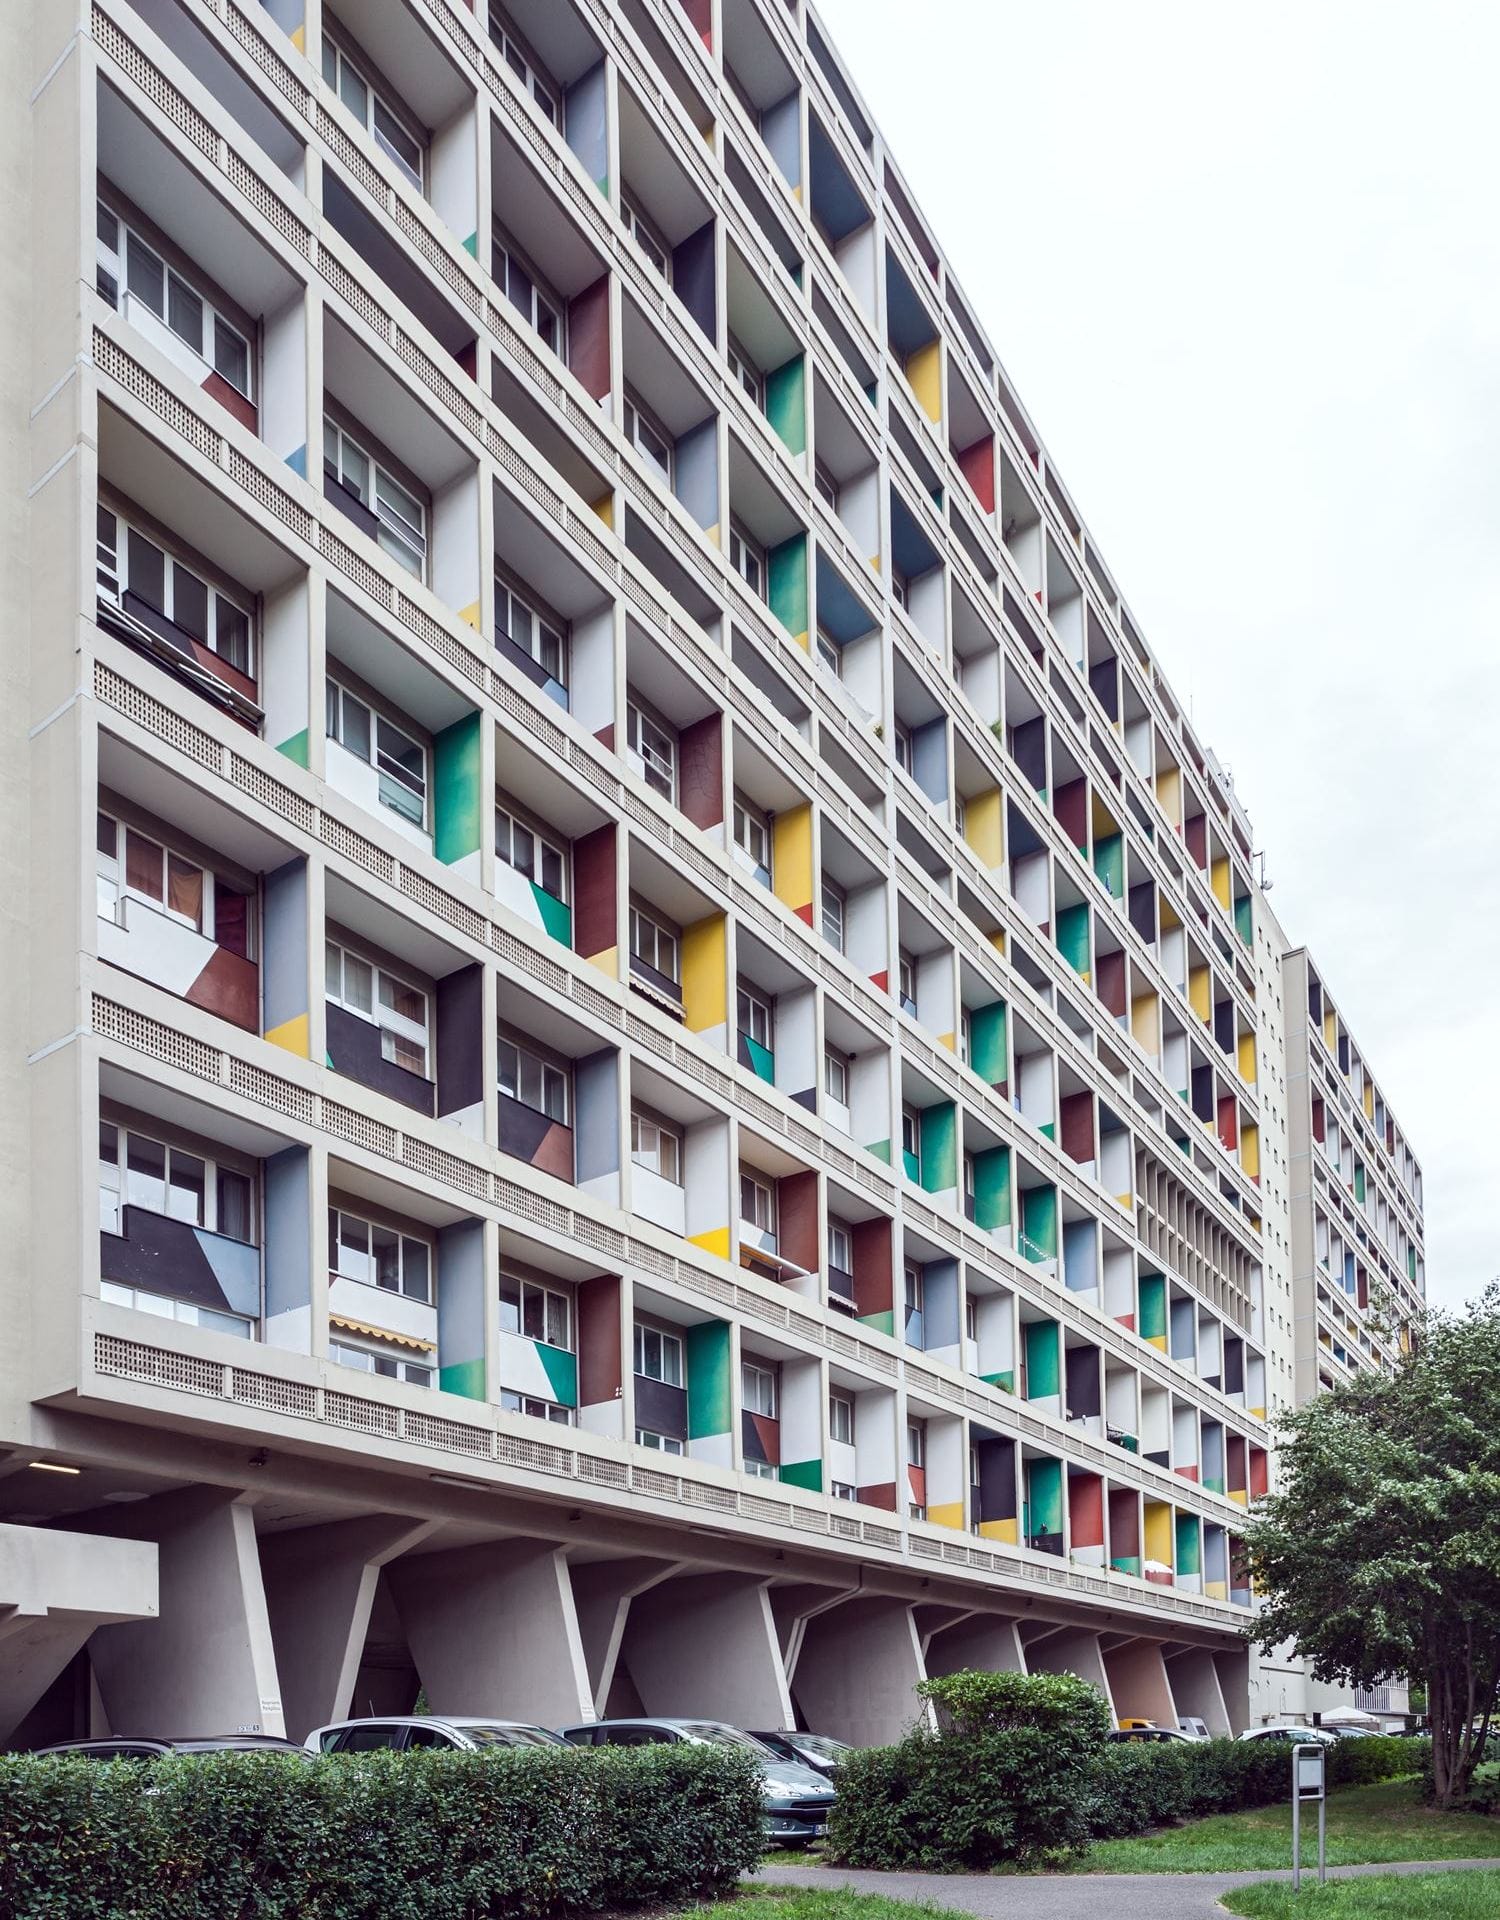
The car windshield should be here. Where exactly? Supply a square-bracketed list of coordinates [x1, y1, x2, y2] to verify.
[677, 1724, 772, 1752]
[789, 1735, 849, 1759]
[463, 1726, 560, 1747]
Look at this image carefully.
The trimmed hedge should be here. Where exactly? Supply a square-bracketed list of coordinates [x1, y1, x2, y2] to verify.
[826, 1670, 1428, 1872]
[0, 1741, 765, 1920]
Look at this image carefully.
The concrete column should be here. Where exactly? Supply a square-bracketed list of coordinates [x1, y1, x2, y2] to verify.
[1215, 1646, 1252, 1735]
[621, 1572, 792, 1727]
[1165, 1644, 1232, 1737]
[1024, 1625, 1115, 1719]
[89, 1489, 285, 1738]
[1102, 1637, 1177, 1728]
[569, 1555, 680, 1715]
[260, 1517, 437, 1740]
[924, 1612, 1026, 1678]
[789, 1597, 927, 1745]
[387, 1539, 591, 1726]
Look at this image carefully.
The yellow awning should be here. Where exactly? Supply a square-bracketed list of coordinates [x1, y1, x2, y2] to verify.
[330, 1315, 435, 1352]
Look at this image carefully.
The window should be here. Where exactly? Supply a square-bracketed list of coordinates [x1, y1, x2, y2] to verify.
[488, 8, 560, 124]
[498, 1034, 569, 1122]
[492, 226, 563, 355]
[814, 460, 839, 512]
[98, 1120, 254, 1244]
[963, 1152, 976, 1220]
[633, 1322, 684, 1387]
[742, 1361, 777, 1417]
[323, 419, 426, 577]
[904, 1261, 925, 1318]
[321, 35, 424, 189]
[891, 568, 910, 611]
[329, 1207, 431, 1302]
[502, 1390, 574, 1425]
[636, 1428, 684, 1455]
[499, 1272, 573, 1350]
[907, 1418, 926, 1467]
[745, 1459, 778, 1481]
[737, 982, 773, 1051]
[96, 200, 253, 398]
[893, 721, 914, 776]
[631, 1108, 683, 1185]
[815, 629, 842, 678]
[964, 1294, 978, 1341]
[626, 699, 677, 802]
[732, 794, 771, 876]
[829, 1392, 855, 1446]
[95, 814, 205, 934]
[326, 940, 430, 1077]
[330, 1334, 431, 1388]
[95, 507, 253, 677]
[831, 1480, 857, 1502]
[901, 1105, 920, 1171]
[629, 900, 681, 987]
[495, 802, 567, 900]
[827, 1219, 852, 1276]
[959, 1007, 972, 1066]
[97, 1278, 252, 1339]
[898, 949, 917, 1014]
[740, 1172, 776, 1236]
[621, 194, 670, 280]
[326, 679, 427, 829]
[954, 794, 967, 838]
[823, 1048, 849, 1108]
[623, 390, 673, 487]
[495, 571, 567, 686]
[729, 519, 765, 599]
[726, 334, 763, 408]
[820, 877, 846, 952]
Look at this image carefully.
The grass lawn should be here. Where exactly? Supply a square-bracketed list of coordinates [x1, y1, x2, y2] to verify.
[699, 1891, 963, 1920]
[1223, 1869, 1500, 1918]
[1082, 1777, 1499, 1874]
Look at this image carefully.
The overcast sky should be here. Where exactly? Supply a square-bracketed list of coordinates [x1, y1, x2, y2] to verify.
[814, 0, 1500, 1311]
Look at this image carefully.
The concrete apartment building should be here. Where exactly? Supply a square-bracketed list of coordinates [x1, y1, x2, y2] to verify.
[0, 0, 1421, 1747]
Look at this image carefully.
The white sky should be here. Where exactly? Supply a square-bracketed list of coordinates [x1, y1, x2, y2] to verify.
[814, 0, 1500, 1311]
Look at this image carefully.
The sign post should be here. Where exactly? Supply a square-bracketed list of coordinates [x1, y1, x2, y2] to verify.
[1291, 1742, 1327, 1890]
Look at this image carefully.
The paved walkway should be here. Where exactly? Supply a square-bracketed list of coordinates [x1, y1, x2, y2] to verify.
[756, 1855, 1500, 1918]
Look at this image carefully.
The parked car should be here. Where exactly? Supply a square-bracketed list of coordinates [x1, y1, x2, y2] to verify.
[747, 1729, 852, 1778]
[1177, 1717, 1211, 1741]
[33, 1735, 304, 1759]
[1108, 1725, 1195, 1744]
[304, 1716, 566, 1754]
[557, 1718, 835, 1844]
[1237, 1724, 1339, 1745]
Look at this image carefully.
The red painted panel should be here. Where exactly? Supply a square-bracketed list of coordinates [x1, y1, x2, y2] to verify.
[749, 1411, 781, 1465]
[1068, 1469, 1104, 1547]
[534, 1121, 575, 1183]
[1059, 1091, 1094, 1165]
[1145, 1567, 1174, 1587]
[1053, 778, 1088, 850]
[955, 436, 995, 514]
[679, 0, 712, 48]
[567, 275, 611, 402]
[907, 1463, 927, 1507]
[1096, 949, 1127, 1018]
[201, 370, 257, 435]
[573, 823, 616, 960]
[1185, 814, 1208, 870]
[858, 1481, 897, 1512]
[1107, 1486, 1139, 1557]
[1217, 1095, 1238, 1153]
[578, 1272, 622, 1406]
[1312, 1097, 1325, 1144]
[869, 970, 889, 994]
[1175, 1463, 1199, 1483]
[852, 1214, 892, 1321]
[185, 946, 258, 1032]
[454, 339, 478, 382]
[777, 1168, 819, 1275]
[679, 712, 723, 829]
[1249, 1447, 1269, 1499]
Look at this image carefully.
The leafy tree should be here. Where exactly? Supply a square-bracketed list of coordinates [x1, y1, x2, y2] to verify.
[1245, 1282, 1500, 1806]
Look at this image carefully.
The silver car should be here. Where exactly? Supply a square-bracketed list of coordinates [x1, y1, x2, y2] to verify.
[304, 1715, 566, 1753]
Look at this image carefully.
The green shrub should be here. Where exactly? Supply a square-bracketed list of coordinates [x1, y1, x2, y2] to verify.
[0, 1741, 764, 1920]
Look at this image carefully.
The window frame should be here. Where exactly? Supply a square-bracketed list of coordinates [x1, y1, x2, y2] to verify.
[491, 221, 565, 356]
[96, 197, 254, 400]
[329, 1331, 432, 1388]
[622, 388, 675, 488]
[499, 1270, 574, 1352]
[487, 6, 562, 126]
[320, 32, 426, 191]
[742, 1359, 778, 1418]
[494, 565, 569, 687]
[820, 876, 846, 953]
[621, 192, 672, 282]
[325, 676, 429, 832]
[728, 518, 767, 600]
[827, 1218, 853, 1276]
[96, 504, 255, 679]
[497, 1029, 571, 1125]
[494, 798, 568, 902]
[813, 458, 840, 512]
[502, 1389, 575, 1425]
[633, 1320, 685, 1388]
[635, 1427, 684, 1455]
[726, 333, 764, 409]
[628, 898, 682, 989]
[630, 1106, 683, 1186]
[98, 1116, 257, 1247]
[323, 416, 428, 578]
[732, 792, 772, 876]
[328, 1203, 434, 1304]
[625, 696, 678, 803]
[325, 938, 431, 1079]
[736, 980, 774, 1052]
[823, 1047, 850, 1108]
[829, 1391, 855, 1446]
[739, 1170, 776, 1236]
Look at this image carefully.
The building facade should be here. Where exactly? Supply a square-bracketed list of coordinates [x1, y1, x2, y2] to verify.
[0, 0, 1415, 1747]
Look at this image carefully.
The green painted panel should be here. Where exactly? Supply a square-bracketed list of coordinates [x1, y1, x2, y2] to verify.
[1020, 1185, 1058, 1262]
[919, 1101, 957, 1194]
[859, 1309, 895, 1338]
[276, 728, 309, 769]
[1175, 1512, 1202, 1576]
[768, 532, 808, 641]
[973, 1144, 1011, 1230]
[536, 1341, 578, 1408]
[1354, 1162, 1366, 1203]
[439, 1356, 486, 1401]
[744, 1034, 775, 1083]
[865, 1138, 891, 1165]
[1056, 900, 1090, 978]
[1234, 895, 1253, 947]
[1139, 1272, 1168, 1342]
[969, 1000, 1008, 1087]
[902, 1149, 921, 1184]
[1204, 1475, 1226, 1495]
[1024, 1319, 1060, 1400]
[779, 1457, 822, 1493]
[1025, 1457, 1063, 1536]
[434, 710, 482, 865]
[531, 883, 573, 946]
[1408, 1245, 1418, 1281]
[686, 1320, 731, 1439]
[1093, 833, 1124, 899]
[463, 231, 479, 258]
[982, 1369, 1015, 1394]
[765, 354, 807, 456]
[1111, 1555, 1142, 1576]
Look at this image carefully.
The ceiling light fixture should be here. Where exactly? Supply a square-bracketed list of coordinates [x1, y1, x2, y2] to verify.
[430, 1473, 488, 1493]
[28, 1462, 81, 1476]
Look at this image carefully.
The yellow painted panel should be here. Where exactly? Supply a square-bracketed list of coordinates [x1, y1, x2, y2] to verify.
[1229, 1489, 1248, 1506]
[937, 1032, 956, 1052]
[771, 803, 813, 917]
[1205, 1579, 1228, 1601]
[1210, 855, 1231, 909]
[989, 929, 1007, 957]
[1116, 1192, 1133, 1211]
[1156, 764, 1182, 825]
[290, 22, 305, 53]
[1159, 898, 1182, 934]
[964, 788, 1003, 869]
[683, 914, 727, 1033]
[928, 1501, 965, 1531]
[906, 338, 942, 423]
[1240, 1124, 1260, 1180]
[458, 600, 482, 632]
[1188, 965, 1210, 1022]
[1130, 993, 1161, 1055]
[1363, 1082, 1375, 1118]
[592, 491, 614, 529]
[1249, 1405, 1266, 1421]
[585, 945, 619, 979]
[1323, 1009, 1337, 1050]
[689, 1226, 731, 1260]
[1143, 1501, 1173, 1566]
[266, 1013, 309, 1059]
[1147, 1333, 1168, 1353]
[978, 1517, 1019, 1545]
[1238, 1032, 1258, 1083]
